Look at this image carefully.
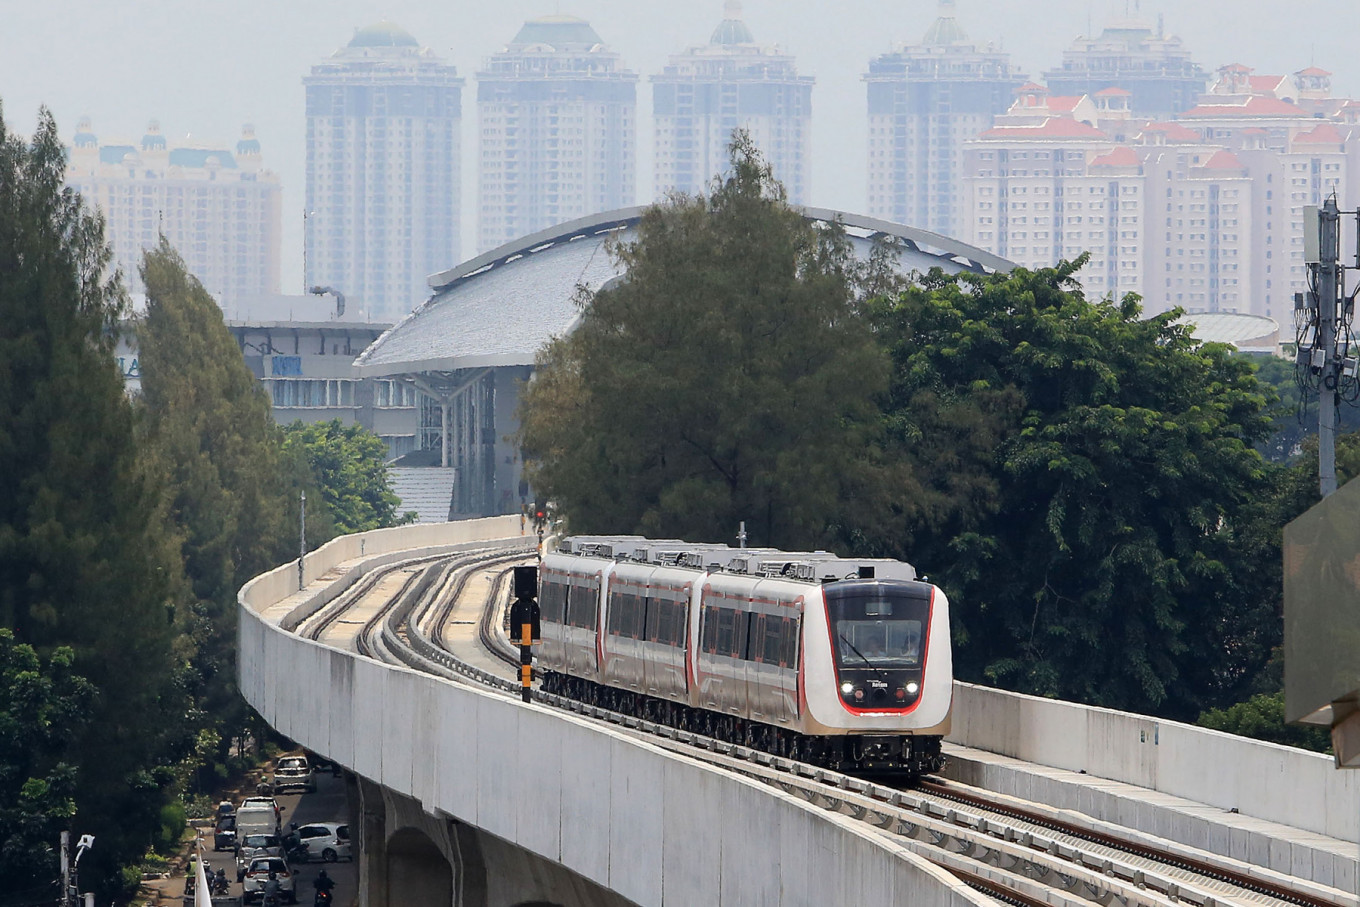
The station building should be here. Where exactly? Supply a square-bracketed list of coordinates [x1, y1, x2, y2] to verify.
[352, 206, 1012, 519]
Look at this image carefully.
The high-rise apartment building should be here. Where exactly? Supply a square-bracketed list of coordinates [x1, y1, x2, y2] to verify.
[304, 21, 463, 322]
[652, 0, 813, 203]
[66, 119, 282, 305]
[1042, 16, 1207, 119]
[864, 0, 1026, 236]
[960, 66, 1360, 320]
[477, 14, 637, 253]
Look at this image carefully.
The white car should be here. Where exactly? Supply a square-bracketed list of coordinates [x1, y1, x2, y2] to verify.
[241, 855, 296, 903]
[295, 822, 351, 863]
[271, 756, 315, 793]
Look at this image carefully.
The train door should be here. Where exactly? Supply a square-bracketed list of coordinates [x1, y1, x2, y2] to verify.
[564, 569, 602, 680]
[746, 581, 805, 726]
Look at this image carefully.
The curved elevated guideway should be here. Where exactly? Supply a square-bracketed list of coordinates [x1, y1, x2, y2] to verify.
[240, 520, 1360, 907]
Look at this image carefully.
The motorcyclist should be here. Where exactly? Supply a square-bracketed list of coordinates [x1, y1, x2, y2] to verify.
[212, 867, 229, 895]
[263, 869, 282, 906]
[313, 868, 335, 904]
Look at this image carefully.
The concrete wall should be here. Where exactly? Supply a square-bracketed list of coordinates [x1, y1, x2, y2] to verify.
[949, 683, 1359, 841]
[240, 519, 991, 907]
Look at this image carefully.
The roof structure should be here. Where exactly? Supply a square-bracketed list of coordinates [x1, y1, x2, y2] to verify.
[349, 21, 419, 48]
[1200, 149, 1246, 171]
[1090, 146, 1141, 168]
[1180, 95, 1306, 118]
[980, 118, 1108, 139]
[710, 0, 755, 45]
[1180, 312, 1279, 354]
[510, 14, 604, 49]
[354, 207, 1014, 378]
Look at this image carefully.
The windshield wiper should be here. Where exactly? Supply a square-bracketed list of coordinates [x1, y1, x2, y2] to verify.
[838, 633, 886, 682]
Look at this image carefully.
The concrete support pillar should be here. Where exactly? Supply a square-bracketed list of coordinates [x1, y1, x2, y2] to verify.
[441, 400, 450, 469]
[450, 819, 487, 907]
[356, 777, 388, 907]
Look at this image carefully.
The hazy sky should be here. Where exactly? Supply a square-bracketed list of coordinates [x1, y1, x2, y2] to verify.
[2, 0, 1353, 294]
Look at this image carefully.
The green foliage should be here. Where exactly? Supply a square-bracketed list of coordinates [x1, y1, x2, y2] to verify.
[1252, 354, 1360, 463]
[867, 261, 1279, 718]
[1198, 691, 1331, 753]
[156, 801, 187, 854]
[0, 632, 94, 895]
[282, 420, 402, 533]
[0, 105, 188, 899]
[136, 240, 334, 795]
[519, 133, 891, 549]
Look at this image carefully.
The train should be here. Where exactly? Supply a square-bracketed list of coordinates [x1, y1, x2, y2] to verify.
[535, 536, 952, 777]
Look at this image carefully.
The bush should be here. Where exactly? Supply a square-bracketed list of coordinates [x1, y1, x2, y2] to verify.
[1197, 691, 1332, 753]
[156, 802, 187, 853]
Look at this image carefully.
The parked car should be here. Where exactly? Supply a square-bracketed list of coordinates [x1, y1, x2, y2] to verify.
[271, 755, 315, 793]
[294, 823, 351, 863]
[213, 814, 237, 852]
[240, 855, 295, 904]
[234, 834, 283, 881]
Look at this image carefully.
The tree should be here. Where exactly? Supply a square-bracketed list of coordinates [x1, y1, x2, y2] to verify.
[868, 260, 1278, 718]
[0, 631, 95, 901]
[0, 106, 187, 896]
[282, 420, 404, 533]
[518, 134, 891, 549]
[136, 240, 330, 773]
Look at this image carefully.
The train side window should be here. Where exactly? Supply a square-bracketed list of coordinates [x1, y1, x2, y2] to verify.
[715, 609, 734, 654]
[782, 617, 800, 667]
[763, 616, 784, 665]
[748, 614, 764, 662]
[646, 595, 664, 642]
[701, 605, 718, 653]
[737, 611, 752, 660]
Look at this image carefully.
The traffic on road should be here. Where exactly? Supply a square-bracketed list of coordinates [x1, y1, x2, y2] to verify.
[192, 754, 354, 906]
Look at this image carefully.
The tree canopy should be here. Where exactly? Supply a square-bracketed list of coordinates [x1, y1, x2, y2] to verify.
[0, 106, 187, 896]
[282, 420, 404, 533]
[136, 240, 332, 764]
[519, 134, 890, 550]
[868, 260, 1279, 717]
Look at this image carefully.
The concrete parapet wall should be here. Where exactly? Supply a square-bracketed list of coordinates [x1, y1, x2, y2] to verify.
[239, 520, 991, 907]
[949, 683, 1357, 841]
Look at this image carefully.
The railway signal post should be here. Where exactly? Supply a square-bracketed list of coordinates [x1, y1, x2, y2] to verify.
[510, 566, 540, 702]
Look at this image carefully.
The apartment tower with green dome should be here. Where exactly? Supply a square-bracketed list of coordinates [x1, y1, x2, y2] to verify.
[476, 14, 637, 253]
[304, 21, 463, 321]
[651, 0, 813, 204]
[864, 0, 1025, 237]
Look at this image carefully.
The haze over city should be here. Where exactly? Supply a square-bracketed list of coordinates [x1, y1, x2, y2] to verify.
[3, 0, 1354, 291]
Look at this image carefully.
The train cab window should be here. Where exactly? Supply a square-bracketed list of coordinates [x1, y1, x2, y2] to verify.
[825, 582, 930, 668]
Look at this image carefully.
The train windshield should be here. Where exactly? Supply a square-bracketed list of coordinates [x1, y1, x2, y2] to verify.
[825, 581, 932, 668]
[836, 619, 922, 666]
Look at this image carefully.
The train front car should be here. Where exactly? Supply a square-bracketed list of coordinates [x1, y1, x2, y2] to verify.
[801, 576, 952, 777]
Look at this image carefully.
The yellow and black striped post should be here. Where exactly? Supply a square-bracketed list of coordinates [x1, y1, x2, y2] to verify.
[509, 566, 540, 703]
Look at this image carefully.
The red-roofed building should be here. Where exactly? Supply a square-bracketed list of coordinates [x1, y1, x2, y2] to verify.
[1292, 123, 1346, 147]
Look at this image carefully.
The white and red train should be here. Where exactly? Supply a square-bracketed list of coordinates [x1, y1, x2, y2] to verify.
[536, 536, 952, 776]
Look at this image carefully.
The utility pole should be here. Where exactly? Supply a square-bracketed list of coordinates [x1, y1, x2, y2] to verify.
[737, 521, 747, 549]
[1299, 196, 1358, 499]
[1317, 198, 1341, 497]
[298, 490, 307, 591]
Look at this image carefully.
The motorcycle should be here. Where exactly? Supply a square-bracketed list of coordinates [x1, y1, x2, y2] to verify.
[210, 870, 230, 897]
[314, 890, 333, 907]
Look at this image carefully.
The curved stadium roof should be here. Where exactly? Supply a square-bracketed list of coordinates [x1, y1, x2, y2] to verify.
[354, 207, 1014, 378]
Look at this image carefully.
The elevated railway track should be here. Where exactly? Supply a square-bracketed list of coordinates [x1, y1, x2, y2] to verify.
[289, 547, 1354, 907]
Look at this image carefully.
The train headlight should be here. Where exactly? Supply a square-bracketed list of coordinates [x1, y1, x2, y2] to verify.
[906, 682, 919, 695]
[841, 682, 854, 695]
